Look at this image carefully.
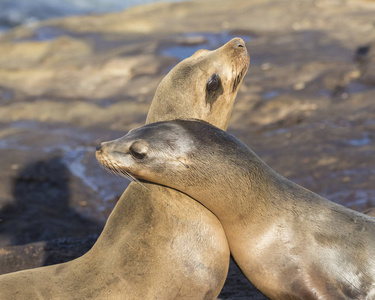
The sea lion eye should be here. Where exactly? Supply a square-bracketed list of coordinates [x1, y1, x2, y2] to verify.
[129, 140, 148, 160]
[207, 73, 221, 92]
[130, 149, 145, 160]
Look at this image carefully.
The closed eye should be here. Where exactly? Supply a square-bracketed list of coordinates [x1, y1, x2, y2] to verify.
[130, 148, 146, 160]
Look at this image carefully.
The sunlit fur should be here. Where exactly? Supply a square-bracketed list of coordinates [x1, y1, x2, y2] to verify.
[114, 119, 375, 300]
[0, 38, 249, 300]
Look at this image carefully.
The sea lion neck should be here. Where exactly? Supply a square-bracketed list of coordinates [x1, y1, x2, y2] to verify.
[150, 120, 287, 223]
[181, 146, 289, 225]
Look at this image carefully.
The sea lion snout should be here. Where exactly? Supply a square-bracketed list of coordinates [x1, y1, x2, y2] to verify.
[95, 140, 113, 154]
[221, 37, 249, 60]
[232, 37, 245, 48]
[226, 37, 248, 58]
[95, 140, 125, 163]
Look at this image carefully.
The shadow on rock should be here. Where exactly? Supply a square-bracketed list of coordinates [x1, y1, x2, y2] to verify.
[0, 156, 103, 271]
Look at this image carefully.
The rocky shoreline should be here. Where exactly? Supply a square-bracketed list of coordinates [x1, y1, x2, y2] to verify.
[1, 0, 375, 298]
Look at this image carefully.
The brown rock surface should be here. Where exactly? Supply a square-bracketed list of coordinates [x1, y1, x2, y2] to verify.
[0, 0, 375, 298]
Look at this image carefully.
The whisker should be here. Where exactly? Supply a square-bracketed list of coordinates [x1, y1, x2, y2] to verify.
[112, 161, 132, 180]
[103, 157, 122, 178]
[112, 161, 148, 189]
[97, 153, 148, 189]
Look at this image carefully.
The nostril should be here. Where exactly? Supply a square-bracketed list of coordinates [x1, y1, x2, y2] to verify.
[236, 41, 245, 48]
[233, 38, 245, 48]
[96, 144, 102, 151]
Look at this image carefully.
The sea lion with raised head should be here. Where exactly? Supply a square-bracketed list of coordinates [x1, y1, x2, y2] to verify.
[146, 38, 248, 129]
[97, 119, 375, 299]
[0, 38, 250, 299]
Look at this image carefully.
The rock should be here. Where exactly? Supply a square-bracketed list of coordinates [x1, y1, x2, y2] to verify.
[1, 0, 375, 299]
[0, 235, 98, 275]
[356, 41, 375, 85]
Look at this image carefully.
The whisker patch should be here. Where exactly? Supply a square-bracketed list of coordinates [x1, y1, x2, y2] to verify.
[97, 153, 148, 189]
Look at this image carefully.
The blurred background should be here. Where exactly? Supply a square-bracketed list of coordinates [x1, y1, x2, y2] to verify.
[0, 0, 374, 298]
[0, 0, 186, 31]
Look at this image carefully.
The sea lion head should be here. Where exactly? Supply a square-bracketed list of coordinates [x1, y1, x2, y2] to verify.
[96, 119, 247, 191]
[96, 121, 194, 182]
[146, 38, 250, 130]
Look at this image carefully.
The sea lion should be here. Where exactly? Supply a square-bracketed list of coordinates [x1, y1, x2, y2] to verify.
[0, 38, 250, 299]
[98, 119, 375, 300]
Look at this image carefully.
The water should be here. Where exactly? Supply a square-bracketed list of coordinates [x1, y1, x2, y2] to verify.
[262, 90, 280, 100]
[347, 133, 371, 147]
[160, 32, 252, 60]
[0, 120, 127, 213]
[0, 0, 186, 31]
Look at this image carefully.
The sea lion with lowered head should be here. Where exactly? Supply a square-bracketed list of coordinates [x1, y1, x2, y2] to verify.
[97, 119, 375, 300]
[0, 38, 250, 299]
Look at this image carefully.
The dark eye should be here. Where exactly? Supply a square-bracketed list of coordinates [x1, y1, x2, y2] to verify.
[129, 140, 148, 160]
[207, 73, 220, 92]
[130, 148, 145, 159]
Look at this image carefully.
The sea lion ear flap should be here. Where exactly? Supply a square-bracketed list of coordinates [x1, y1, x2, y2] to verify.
[176, 157, 190, 169]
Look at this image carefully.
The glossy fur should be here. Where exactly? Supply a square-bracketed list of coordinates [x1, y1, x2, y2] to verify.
[0, 39, 249, 299]
[103, 119, 375, 300]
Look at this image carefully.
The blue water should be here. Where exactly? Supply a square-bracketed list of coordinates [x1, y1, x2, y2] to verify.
[160, 32, 253, 61]
[348, 133, 371, 147]
[262, 90, 280, 100]
[0, 0, 185, 31]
